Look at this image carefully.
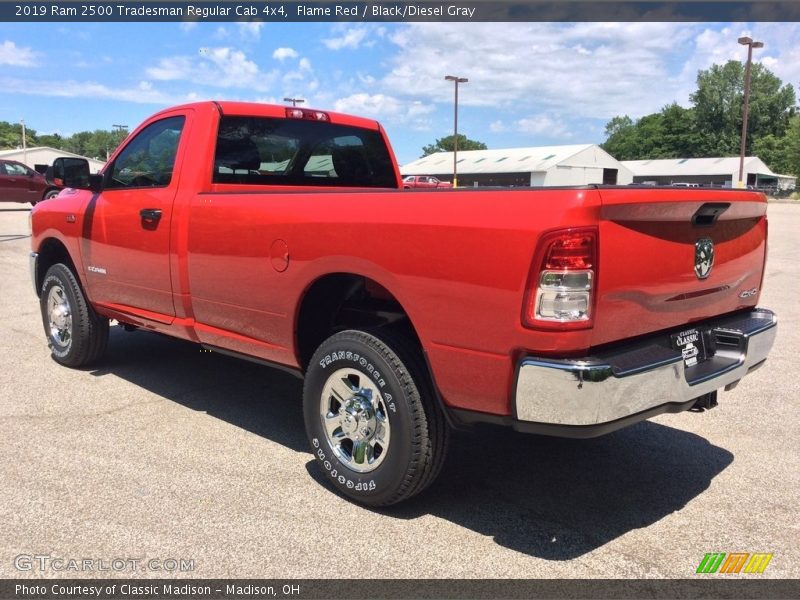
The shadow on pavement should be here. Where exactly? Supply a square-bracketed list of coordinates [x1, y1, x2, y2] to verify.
[365, 422, 732, 560]
[90, 326, 733, 560]
[89, 326, 307, 453]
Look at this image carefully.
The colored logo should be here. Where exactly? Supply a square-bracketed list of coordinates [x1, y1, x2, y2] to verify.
[696, 552, 773, 574]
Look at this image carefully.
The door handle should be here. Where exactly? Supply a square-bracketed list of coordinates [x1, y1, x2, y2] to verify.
[139, 208, 162, 222]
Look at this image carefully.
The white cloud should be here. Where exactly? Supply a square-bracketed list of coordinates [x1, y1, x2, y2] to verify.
[323, 26, 370, 50]
[146, 47, 277, 92]
[382, 23, 700, 119]
[0, 40, 38, 67]
[179, 22, 198, 33]
[515, 115, 573, 138]
[273, 47, 299, 61]
[299, 58, 312, 71]
[334, 93, 434, 129]
[489, 120, 508, 133]
[0, 76, 190, 105]
[237, 22, 264, 40]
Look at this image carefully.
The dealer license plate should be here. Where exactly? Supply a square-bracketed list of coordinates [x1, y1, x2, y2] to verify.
[671, 328, 708, 368]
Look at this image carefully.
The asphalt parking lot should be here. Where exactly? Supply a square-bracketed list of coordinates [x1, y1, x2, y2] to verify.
[0, 203, 798, 580]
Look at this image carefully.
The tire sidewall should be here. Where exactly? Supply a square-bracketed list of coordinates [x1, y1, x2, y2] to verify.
[304, 332, 418, 505]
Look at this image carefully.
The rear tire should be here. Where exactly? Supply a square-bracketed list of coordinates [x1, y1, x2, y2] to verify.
[40, 263, 109, 368]
[303, 329, 449, 506]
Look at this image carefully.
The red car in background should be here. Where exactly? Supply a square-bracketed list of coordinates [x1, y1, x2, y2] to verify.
[402, 174, 452, 189]
[0, 159, 61, 206]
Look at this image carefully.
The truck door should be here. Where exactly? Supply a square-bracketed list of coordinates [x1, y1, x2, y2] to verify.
[82, 113, 188, 321]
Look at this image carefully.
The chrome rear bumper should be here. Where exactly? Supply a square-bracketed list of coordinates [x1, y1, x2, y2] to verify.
[514, 309, 777, 429]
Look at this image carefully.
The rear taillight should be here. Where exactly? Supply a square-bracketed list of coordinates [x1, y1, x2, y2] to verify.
[523, 228, 597, 330]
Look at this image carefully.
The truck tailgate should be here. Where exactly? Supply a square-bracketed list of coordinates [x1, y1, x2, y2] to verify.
[592, 187, 768, 347]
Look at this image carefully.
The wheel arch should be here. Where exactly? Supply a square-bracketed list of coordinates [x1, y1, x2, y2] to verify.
[34, 237, 79, 297]
[294, 271, 459, 429]
[295, 272, 422, 368]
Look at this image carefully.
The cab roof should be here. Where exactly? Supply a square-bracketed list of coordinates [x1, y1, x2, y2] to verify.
[149, 101, 383, 131]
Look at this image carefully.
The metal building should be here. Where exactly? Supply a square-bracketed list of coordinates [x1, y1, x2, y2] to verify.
[622, 156, 796, 191]
[0, 146, 106, 174]
[401, 144, 634, 187]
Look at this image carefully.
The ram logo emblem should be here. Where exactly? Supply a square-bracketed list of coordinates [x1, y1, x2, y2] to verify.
[694, 238, 714, 280]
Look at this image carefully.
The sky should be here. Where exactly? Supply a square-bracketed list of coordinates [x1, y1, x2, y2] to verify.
[1, 21, 799, 165]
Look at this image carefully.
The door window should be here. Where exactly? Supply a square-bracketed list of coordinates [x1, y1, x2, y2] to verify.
[106, 116, 185, 189]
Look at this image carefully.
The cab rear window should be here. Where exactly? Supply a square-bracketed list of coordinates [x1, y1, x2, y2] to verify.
[213, 116, 397, 188]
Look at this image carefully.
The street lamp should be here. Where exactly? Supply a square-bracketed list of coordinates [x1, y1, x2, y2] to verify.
[283, 97, 305, 107]
[445, 75, 468, 188]
[737, 36, 764, 188]
[20, 119, 26, 166]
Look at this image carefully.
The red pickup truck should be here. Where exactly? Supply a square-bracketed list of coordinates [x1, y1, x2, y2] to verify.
[30, 101, 777, 506]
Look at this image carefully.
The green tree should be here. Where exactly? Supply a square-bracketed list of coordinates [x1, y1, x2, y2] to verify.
[659, 103, 702, 158]
[0, 121, 33, 149]
[691, 60, 796, 155]
[37, 133, 64, 149]
[602, 60, 797, 166]
[753, 134, 788, 175]
[782, 115, 800, 178]
[421, 134, 487, 157]
[601, 115, 638, 160]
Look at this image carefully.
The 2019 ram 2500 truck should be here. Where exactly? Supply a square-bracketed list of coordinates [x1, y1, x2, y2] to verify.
[30, 101, 777, 506]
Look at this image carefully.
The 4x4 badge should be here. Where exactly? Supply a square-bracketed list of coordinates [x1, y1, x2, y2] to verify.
[695, 238, 714, 279]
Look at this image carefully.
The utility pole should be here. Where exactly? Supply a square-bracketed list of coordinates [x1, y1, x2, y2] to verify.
[21, 119, 27, 166]
[445, 75, 468, 188]
[283, 97, 305, 107]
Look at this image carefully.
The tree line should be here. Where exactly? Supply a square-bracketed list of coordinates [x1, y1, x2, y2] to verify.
[602, 60, 800, 178]
[0, 121, 127, 162]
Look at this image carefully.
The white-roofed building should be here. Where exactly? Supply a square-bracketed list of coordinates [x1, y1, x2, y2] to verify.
[401, 144, 633, 187]
[622, 156, 796, 191]
[0, 147, 106, 174]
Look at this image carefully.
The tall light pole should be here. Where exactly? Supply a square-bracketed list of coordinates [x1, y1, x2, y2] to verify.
[20, 119, 27, 166]
[737, 36, 764, 188]
[283, 97, 305, 107]
[445, 75, 468, 188]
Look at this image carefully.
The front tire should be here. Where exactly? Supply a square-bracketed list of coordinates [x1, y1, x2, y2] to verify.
[43, 189, 60, 201]
[303, 329, 449, 506]
[40, 263, 109, 367]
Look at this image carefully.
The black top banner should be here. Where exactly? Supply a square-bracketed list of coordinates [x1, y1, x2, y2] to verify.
[3, 1, 800, 22]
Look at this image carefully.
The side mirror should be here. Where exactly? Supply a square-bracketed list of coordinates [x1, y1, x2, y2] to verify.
[52, 157, 101, 191]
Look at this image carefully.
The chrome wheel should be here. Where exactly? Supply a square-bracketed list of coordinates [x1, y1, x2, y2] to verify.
[47, 284, 72, 349]
[319, 367, 391, 473]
